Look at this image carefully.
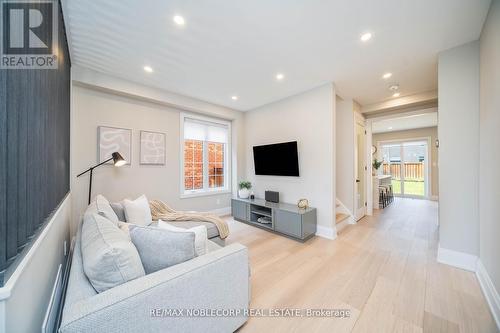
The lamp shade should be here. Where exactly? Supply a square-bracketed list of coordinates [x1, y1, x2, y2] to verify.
[112, 152, 126, 167]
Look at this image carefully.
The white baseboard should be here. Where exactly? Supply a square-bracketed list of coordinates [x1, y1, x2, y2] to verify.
[437, 245, 478, 272]
[210, 206, 231, 217]
[476, 260, 500, 329]
[315, 225, 337, 240]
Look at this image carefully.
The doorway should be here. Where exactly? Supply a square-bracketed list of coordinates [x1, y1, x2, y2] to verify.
[380, 140, 429, 198]
[355, 121, 366, 220]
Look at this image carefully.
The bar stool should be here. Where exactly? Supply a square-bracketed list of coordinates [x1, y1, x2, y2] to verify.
[379, 185, 392, 208]
[386, 184, 393, 203]
[378, 186, 387, 208]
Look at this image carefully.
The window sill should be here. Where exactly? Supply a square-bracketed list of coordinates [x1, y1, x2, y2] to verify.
[180, 190, 231, 199]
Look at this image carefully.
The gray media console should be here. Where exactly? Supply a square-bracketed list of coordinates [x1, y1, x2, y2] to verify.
[231, 197, 317, 242]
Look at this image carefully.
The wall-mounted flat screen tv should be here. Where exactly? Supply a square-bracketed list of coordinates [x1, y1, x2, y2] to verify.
[253, 141, 300, 176]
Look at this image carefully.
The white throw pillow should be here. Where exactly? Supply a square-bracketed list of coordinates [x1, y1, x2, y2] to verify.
[158, 220, 208, 256]
[123, 195, 152, 226]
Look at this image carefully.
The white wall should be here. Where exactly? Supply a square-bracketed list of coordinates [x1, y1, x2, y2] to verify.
[335, 97, 355, 214]
[71, 83, 244, 234]
[0, 195, 71, 333]
[479, 0, 500, 323]
[438, 41, 480, 258]
[244, 84, 336, 237]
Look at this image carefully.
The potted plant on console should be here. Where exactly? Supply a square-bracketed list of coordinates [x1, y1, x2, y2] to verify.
[372, 158, 383, 176]
[238, 181, 252, 199]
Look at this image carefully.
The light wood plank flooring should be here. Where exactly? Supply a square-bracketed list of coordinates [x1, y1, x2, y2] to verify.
[225, 198, 498, 333]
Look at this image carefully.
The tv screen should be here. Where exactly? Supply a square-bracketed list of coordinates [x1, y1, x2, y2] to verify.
[253, 141, 300, 176]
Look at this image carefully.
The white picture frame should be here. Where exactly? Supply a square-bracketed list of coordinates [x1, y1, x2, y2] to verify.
[140, 130, 166, 165]
[98, 126, 132, 165]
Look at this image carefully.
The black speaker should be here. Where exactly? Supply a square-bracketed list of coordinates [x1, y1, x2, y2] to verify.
[265, 191, 279, 203]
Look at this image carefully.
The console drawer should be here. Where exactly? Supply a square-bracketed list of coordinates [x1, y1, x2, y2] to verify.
[231, 200, 248, 221]
[274, 209, 302, 238]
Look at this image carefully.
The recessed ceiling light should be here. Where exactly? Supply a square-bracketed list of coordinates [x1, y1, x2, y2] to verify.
[276, 73, 285, 81]
[231, 96, 238, 100]
[388, 126, 393, 130]
[393, 92, 400, 97]
[173, 15, 185, 25]
[382, 73, 392, 79]
[143, 66, 153, 73]
[360, 32, 372, 42]
[388, 83, 399, 91]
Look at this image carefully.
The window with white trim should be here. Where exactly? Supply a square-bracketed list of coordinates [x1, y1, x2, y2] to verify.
[181, 114, 230, 197]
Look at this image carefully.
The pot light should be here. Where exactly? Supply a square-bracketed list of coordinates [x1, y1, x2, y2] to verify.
[143, 66, 153, 73]
[388, 126, 393, 130]
[276, 73, 285, 81]
[393, 92, 400, 98]
[231, 96, 238, 100]
[173, 15, 185, 25]
[382, 73, 392, 79]
[360, 32, 372, 42]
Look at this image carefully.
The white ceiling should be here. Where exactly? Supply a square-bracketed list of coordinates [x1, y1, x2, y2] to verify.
[62, 0, 490, 111]
[372, 111, 438, 134]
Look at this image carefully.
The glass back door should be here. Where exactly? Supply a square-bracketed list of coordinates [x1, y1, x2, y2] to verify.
[381, 141, 428, 198]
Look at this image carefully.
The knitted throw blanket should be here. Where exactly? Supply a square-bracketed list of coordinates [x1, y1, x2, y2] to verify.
[149, 200, 229, 239]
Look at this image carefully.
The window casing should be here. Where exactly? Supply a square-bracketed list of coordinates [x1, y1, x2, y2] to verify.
[180, 113, 231, 197]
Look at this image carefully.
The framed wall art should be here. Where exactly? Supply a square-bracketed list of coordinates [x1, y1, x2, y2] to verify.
[98, 126, 132, 164]
[140, 130, 166, 165]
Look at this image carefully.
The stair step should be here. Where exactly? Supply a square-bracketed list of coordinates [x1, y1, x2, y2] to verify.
[336, 213, 349, 224]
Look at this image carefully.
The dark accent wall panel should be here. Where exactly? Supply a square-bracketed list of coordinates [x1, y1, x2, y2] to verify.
[0, 65, 6, 272]
[0, 0, 70, 284]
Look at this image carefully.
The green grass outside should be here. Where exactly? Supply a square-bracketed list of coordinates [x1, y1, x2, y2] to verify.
[391, 179, 425, 196]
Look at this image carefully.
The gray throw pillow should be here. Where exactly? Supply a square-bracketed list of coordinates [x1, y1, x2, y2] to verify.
[110, 202, 126, 221]
[129, 225, 196, 274]
[81, 213, 145, 293]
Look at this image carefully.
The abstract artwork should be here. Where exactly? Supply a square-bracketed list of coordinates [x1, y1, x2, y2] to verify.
[98, 126, 132, 164]
[140, 131, 166, 165]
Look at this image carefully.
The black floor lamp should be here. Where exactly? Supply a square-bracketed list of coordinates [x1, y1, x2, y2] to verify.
[77, 152, 126, 205]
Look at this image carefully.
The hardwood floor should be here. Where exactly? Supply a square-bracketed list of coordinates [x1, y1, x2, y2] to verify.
[225, 198, 498, 333]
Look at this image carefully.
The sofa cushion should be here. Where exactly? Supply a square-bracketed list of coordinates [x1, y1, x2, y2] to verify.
[164, 221, 219, 239]
[123, 195, 152, 226]
[158, 220, 208, 256]
[81, 213, 145, 293]
[129, 225, 195, 274]
[95, 195, 119, 224]
[110, 201, 126, 221]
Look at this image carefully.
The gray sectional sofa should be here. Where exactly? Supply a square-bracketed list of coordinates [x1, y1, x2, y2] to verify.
[59, 200, 249, 333]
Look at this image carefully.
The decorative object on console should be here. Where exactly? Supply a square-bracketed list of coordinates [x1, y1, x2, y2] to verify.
[265, 190, 279, 203]
[297, 199, 309, 209]
[98, 126, 132, 165]
[140, 130, 166, 165]
[250, 192, 255, 200]
[238, 181, 252, 199]
[76, 152, 126, 204]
